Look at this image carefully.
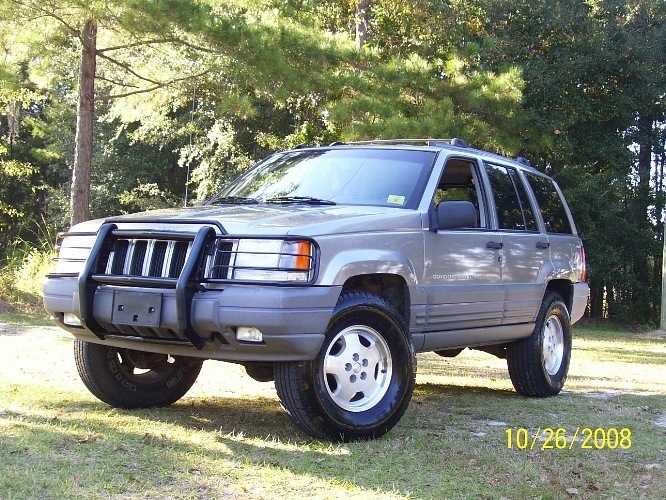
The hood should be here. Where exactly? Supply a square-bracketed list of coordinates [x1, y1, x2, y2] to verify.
[70, 204, 424, 237]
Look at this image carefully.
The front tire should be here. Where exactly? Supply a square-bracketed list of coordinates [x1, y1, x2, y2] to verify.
[74, 340, 203, 408]
[275, 292, 415, 441]
[507, 292, 571, 397]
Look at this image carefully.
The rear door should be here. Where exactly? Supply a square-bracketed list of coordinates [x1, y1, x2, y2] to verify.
[485, 163, 550, 324]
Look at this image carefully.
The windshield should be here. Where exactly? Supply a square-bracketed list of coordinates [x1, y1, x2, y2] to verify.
[209, 148, 436, 209]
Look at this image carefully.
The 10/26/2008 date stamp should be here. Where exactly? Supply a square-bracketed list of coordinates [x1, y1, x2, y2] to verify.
[506, 427, 632, 450]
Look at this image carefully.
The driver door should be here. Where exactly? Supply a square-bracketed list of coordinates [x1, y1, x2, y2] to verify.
[423, 157, 504, 340]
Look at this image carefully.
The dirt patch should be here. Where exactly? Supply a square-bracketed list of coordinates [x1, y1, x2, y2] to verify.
[0, 299, 17, 314]
[0, 297, 47, 316]
[0, 323, 60, 336]
[0, 322, 21, 336]
[643, 329, 666, 339]
[655, 413, 666, 428]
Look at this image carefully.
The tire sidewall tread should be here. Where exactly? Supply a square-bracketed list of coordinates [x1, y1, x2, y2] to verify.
[74, 340, 203, 408]
[507, 292, 572, 398]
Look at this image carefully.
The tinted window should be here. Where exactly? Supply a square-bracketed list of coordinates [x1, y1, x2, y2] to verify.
[525, 172, 573, 234]
[214, 148, 435, 209]
[509, 169, 538, 230]
[486, 164, 537, 231]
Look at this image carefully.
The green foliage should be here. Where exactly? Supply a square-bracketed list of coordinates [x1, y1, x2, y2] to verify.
[327, 53, 525, 153]
[185, 120, 254, 201]
[0, 223, 56, 310]
[0, 158, 40, 247]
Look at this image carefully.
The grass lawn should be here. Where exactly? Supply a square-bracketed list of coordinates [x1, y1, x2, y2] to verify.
[1, 316, 664, 498]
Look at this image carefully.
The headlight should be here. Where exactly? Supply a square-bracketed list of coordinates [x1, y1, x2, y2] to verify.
[229, 238, 315, 282]
[51, 233, 96, 276]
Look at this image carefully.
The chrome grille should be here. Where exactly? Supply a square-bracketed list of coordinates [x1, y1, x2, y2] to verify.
[208, 240, 234, 279]
[169, 241, 190, 278]
[129, 240, 147, 275]
[148, 241, 168, 277]
[110, 240, 129, 274]
[105, 238, 193, 278]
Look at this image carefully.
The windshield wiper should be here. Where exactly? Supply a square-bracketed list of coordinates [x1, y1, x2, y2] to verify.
[208, 195, 260, 205]
[265, 196, 336, 206]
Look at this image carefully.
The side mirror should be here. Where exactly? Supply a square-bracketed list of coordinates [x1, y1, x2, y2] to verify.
[435, 201, 477, 230]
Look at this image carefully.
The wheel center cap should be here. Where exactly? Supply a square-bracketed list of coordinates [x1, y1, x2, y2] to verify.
[352, 362, 362, 374]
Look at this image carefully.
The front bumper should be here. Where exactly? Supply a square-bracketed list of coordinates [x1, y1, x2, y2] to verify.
[44, 277, 341, 361]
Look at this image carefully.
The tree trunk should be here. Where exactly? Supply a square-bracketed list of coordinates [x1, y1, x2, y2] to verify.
[632, 113, 655, 295]
[588, 282, 603, 319]
[70, 19, 97, 226]
[355, 0, 369, 50]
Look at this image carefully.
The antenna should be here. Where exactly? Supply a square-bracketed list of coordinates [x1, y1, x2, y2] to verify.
[184, 82, 197, 207]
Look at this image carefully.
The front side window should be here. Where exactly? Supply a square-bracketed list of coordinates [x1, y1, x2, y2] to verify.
[486, 164, 537, 231]
[525, 172, 573, 234]
[433, 158, 487, 228]
[210, 148, 436, 209]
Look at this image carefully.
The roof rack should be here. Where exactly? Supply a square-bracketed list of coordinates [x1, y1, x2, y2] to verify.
[338, 138, 469, 148]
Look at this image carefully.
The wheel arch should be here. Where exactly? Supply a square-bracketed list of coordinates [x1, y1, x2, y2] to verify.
[320, 248, 418, 287]
[340, 273, 411, 326]
[545, 279, 573, 314]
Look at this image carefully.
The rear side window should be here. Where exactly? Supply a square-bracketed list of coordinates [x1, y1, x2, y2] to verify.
[525, 172, 573, 234]
[485, 164, 537, 231]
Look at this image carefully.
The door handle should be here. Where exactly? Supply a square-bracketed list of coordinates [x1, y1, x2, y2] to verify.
[536, 241, 550, 249]
[486, 241, 503, 250]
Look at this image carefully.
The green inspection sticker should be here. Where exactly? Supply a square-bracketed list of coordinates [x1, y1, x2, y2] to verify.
[387, 195, 405, 205]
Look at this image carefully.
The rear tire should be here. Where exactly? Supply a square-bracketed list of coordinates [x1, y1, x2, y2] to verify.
[74, 340, 203, 408]
[275, 292, 415, 441]
[507, 292, 571, 397]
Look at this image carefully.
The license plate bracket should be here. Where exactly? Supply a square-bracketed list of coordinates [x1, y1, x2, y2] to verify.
[111, 290, 162, 327]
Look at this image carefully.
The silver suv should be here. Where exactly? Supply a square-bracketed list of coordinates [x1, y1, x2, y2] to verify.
[44, 139, 589, 441]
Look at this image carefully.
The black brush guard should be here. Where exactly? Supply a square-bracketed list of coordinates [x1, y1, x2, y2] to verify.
[77, 223, 216, 350]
